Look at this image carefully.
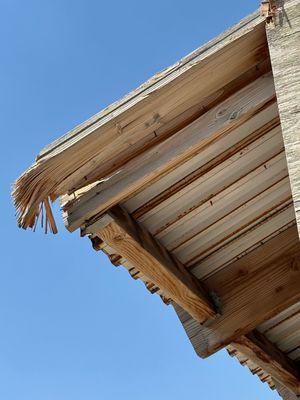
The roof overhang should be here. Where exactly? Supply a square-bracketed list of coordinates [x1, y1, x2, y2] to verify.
[14, 1, 300, 398]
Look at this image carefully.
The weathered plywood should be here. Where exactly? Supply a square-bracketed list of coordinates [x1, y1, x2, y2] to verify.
[267, 0, 300, 237]
[85, 206, 216, 324]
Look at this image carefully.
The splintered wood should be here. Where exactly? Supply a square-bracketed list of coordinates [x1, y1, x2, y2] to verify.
[13, 1, 300, 398]
[13, 9, 266, 232]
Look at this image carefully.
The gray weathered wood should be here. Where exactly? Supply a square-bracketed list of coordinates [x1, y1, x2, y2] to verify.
[267, 0, 300, 237]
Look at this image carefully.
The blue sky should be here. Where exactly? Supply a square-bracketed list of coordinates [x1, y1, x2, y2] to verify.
[1, 1, 280, 399]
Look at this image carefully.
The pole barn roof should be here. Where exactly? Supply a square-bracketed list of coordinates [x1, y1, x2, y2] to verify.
[13, 1, 300, 398]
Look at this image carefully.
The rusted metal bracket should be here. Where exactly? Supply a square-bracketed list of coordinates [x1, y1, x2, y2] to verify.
[260, 0, 278, 23]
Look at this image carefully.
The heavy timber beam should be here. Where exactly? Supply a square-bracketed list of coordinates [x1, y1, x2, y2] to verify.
[275, 379, 300, 400]
[266, 0, 300, 237]
[193, 250, 300, 357]
[84, 206, 216, 324]
[175, 304, 300, 394]
[232, 330, 300, 394]
[64, 73, 275, 232]
[86, 206, 300, 393]
[174, 229, 300, 356]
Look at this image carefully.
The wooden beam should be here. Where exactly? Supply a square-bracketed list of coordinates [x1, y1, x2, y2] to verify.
[266, 0, 300, 237]
[175, 303, 300, 394]
[64, 73, 275, 232]
[174, 230, 300, 357]
[232, 330, 300, 395]
[85, 206, 216, 324]
[39, 9, 264, 162]
[274, 379, 300, 400]
[15, 9, 268, 232]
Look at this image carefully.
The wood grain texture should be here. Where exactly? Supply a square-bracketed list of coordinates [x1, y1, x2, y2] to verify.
[39, 9, 264, 161]
[232, 331, 300, 394]
[174, 230, 300, 357]
[14, 10, 269, 232]
[85, 206, 216, 324]
[267, 0, 300, 237]
[275, 379, 300, 400]
[64, 73, 275, 231]
[130, 110, 281, 221]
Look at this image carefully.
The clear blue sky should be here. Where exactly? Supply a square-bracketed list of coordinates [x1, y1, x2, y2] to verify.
[1, 1, 280, 399]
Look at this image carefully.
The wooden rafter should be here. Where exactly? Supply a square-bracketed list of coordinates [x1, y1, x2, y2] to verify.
[176, 302, 300, 394]
[13, 9, 267, 232]
[84, 206, 217, 324]
[173, 226, 300, 357]
[86, 204, 300, 362]
[63, 73, 275, 232]
[232, 330, 300, 394]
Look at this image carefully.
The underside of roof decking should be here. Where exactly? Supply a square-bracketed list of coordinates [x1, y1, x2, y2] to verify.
[14, 1, 300, 399]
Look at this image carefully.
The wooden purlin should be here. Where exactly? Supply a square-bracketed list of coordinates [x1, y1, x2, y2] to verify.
[64, 73, 276, 232]
[90, 236, 170, 303]
[227, 345, 276, 390]
[87, 204, 300, 361]
[232, 331, 300, 394]
[176, 305, 300, 394]
[84, 206, 217, 324]
[13, 9, 268, 232]
[131, 112, 281, 221]
[173, 224, 300, 352]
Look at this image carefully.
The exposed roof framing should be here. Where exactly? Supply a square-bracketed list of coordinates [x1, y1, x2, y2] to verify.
[14, 0, 300, 398]
[84, 206, 217, 324]
[232, 331, 300, 394]
[13, 7, 268, 231]
[64, 72, 276, 232]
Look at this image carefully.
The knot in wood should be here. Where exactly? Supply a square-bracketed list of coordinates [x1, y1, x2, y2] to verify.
[113, 233, 126, 241]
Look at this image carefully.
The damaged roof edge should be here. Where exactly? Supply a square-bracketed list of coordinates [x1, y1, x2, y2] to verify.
[37, 8, 262, 162]
[12, 6, 264, 234]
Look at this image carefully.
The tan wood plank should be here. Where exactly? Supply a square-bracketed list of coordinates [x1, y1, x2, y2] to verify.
[232, 331, 300, 394]
[267, 0, 300, 237]
[14, 11, 268, 232]
[137, 118, 283, 234]
[190, 204, 295, 278]
[85, 206, 216, 324]
[39, 9, 264, 162]
[64, 73, 275, 231]
[204, 225, 300, 290]
[275, 379, 300, 400]
[174, 228, 300, 357]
